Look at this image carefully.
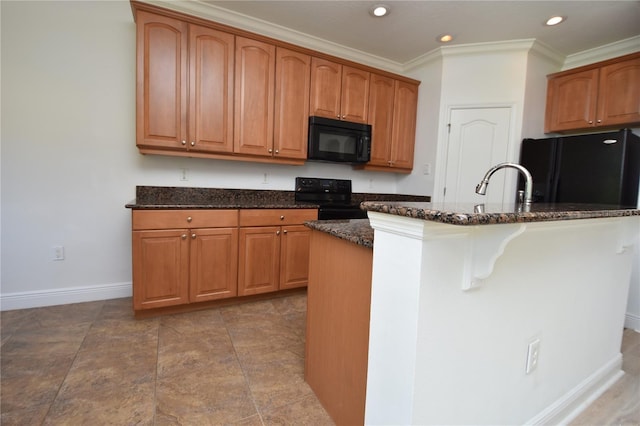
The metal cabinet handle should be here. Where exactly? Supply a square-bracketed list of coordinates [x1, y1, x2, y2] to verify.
[588, 120, 593, 124]
[268, 148, 273, 153]
[276, 230, 281, 236]
[186, 216, 192, 223]
[190, 141, 195, 146]
[280, 215, 285, 220]
[597, 119, 602, 124]
[283, 229, 288, 234]
[191, 233, 196, 239]
[181, 140, 187, 146]
[275, 149, 279, 154]
[181, 234, 187, 240]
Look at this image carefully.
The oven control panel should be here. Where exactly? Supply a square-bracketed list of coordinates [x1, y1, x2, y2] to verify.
[296, 177, 351, 194]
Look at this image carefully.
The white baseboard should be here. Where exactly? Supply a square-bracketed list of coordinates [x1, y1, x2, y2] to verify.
[525, 354, 624, 425]
[0, 282, 132, 311]
[624, 313, 640, 332]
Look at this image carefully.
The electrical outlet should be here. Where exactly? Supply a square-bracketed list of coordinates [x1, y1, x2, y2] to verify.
[262, 173, 269, 184]
[422, 163, 432, 175]
[52, 246, 65, 261]
[180, 168, 189, 181]
[525, 339, 540, 374]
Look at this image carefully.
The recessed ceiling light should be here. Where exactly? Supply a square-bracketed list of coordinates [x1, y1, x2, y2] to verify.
[370, 4, 389, 17]
[545, 16, 565, 26]
[437, 34, 454, 43]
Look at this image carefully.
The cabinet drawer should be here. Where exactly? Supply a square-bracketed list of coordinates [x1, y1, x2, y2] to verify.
[239, 209, 317, 226]
[132, 209, 238, 230]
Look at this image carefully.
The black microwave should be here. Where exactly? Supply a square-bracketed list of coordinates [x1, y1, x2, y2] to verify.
[307, 116, 371, 163]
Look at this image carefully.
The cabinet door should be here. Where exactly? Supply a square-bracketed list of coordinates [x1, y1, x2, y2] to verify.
[238, 227, 280, 295]
[190, 228, 238, 302]
[367, 74, 395, 167]
[341, 66, 369, 123]
[234, 37, 275, 156]
[597, 57, 640, 127]
[389, 81, 418, 170]
[310, 58, 342, 120]
[189, 25, 234, 153]
[136, 11, 188, 150]
[544, 68, 599, 133]
[132, 229, 189, 310]
[280, 225, 312, 290]
[274, 48, 310, 160]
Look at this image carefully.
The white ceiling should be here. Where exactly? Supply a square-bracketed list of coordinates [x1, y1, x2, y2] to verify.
[203, 1, 640, 64]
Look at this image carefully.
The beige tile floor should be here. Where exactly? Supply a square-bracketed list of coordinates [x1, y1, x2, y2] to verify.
[0, 292, 638, 425]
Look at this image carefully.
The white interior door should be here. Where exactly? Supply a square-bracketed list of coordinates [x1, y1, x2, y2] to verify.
[443, 107, 513, 204]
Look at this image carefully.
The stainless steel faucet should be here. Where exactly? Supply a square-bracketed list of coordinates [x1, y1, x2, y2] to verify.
[475, 162, 534, 204]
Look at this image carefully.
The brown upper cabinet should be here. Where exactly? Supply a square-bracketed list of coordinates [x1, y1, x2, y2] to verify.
[234, 42, 310, 160]
[131, 1, 419, 167]
[310, 58, 370, 123]
[233, 37, 276, 156]
[361, 75, 419, 173]
[136, 11, 234, 153]
[273, 48, 311, 160]
[545, 53, 640, 133]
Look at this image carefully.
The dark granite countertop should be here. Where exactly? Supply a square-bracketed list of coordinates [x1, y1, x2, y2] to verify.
[305, 201, 640, 249]
[305, 219, 374, 248]
[125, 186, 303, 209]
[361, 201, 640, 225]
[125, 186, 430, 209]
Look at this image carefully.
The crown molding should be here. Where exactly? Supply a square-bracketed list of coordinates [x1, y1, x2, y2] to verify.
[137, 0, 404, 74]
[562, 36, 640, 70]
[441, 39, 539, 57]
[134, 1, 636, 75]
[528, 40, 565, 68]
[403, 49, 444, 72]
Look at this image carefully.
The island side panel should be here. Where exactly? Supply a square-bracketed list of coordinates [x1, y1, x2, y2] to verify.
[366, 213, 637, 425]
[305, 229, 373, 426]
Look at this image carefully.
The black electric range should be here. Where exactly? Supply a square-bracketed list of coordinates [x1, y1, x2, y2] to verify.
[295, 177, 368, 220]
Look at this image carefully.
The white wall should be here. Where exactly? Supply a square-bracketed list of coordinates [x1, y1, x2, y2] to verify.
[396, 54, 443, 196]
[2, 1, 139, 307]
[0, 1, 398, 309]
[521, 45, 564, 140]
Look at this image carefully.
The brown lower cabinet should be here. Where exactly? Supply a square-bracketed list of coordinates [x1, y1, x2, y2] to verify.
[238, 209, 317, 295]
[132, 209, 239, 311]
[131, 208, 317, 313]
[305, 229, 373, 425]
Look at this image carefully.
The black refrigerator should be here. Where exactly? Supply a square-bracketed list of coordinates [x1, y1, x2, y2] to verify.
[518, 129, 640, 207]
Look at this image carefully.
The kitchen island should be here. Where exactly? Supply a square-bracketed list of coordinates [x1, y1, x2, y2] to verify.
[304, 202, 639, 425]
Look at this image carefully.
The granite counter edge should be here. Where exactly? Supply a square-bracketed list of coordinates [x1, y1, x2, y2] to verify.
[361, 202, 640, 226]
